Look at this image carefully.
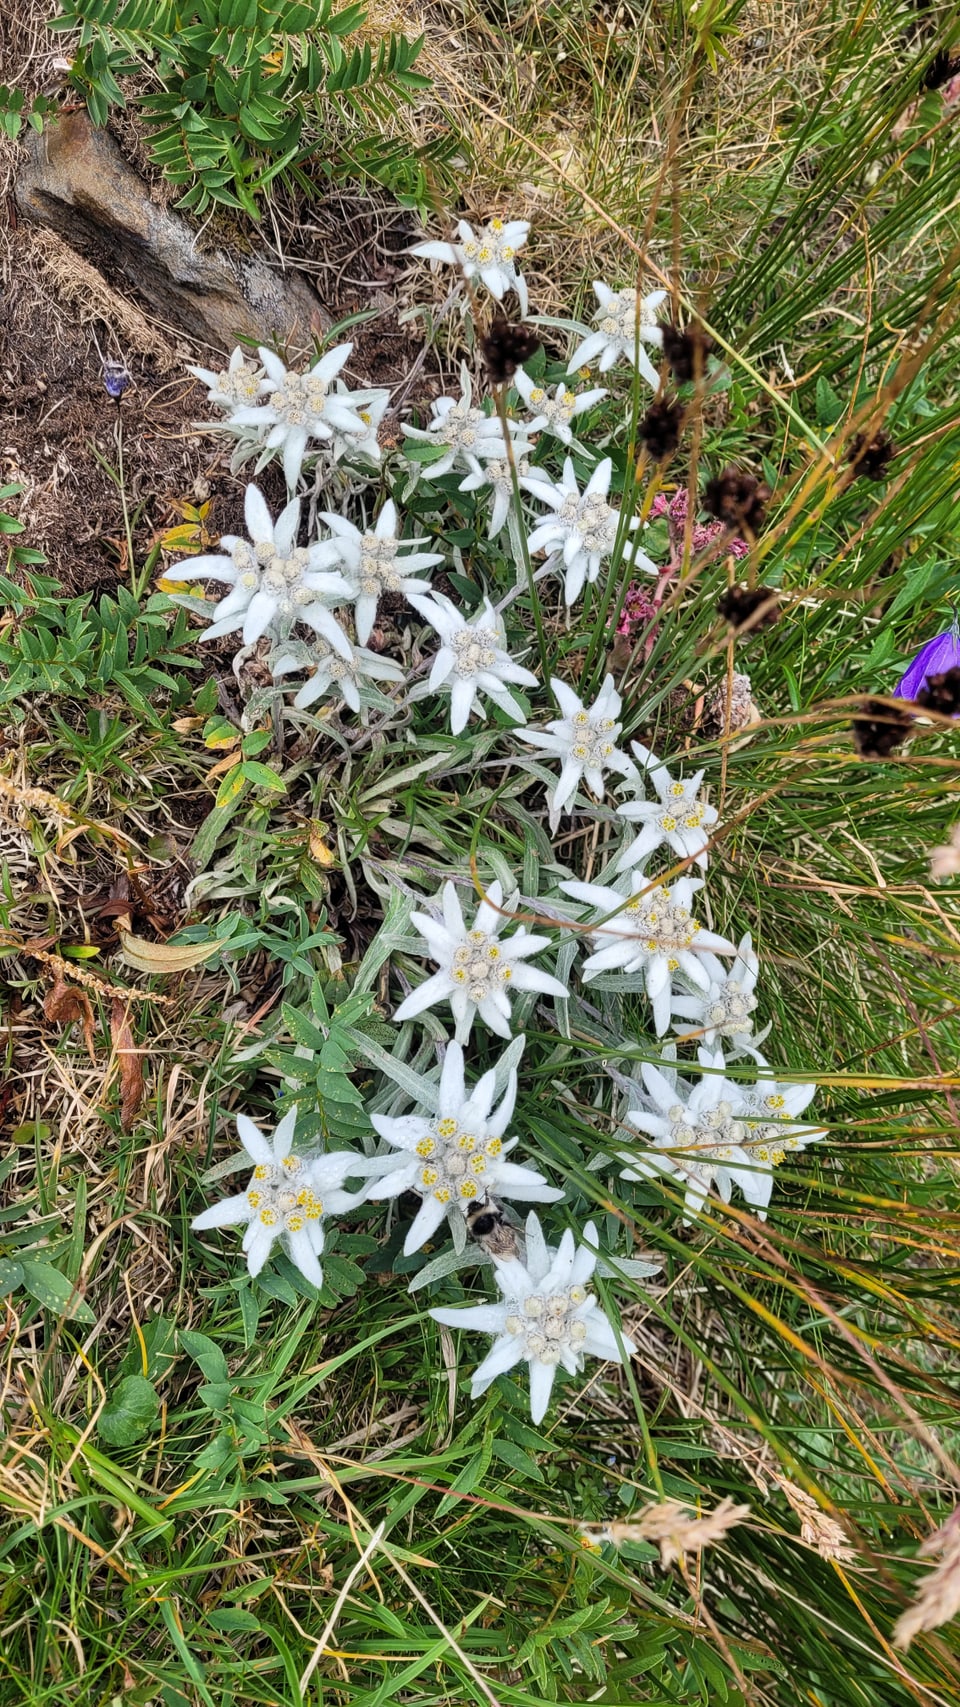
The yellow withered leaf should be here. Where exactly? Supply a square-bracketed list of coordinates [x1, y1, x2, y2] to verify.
[119, 932, 226, 975]
[309, 823, 337, 867]
[207, 749, 243, 779]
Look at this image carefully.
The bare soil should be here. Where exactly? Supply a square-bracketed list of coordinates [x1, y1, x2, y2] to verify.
[2, 129, 437, 595]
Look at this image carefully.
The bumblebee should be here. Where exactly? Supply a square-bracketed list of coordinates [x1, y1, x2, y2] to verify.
[465, 1194, 521, 1261]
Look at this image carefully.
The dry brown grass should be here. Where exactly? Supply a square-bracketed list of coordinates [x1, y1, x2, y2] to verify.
[383, 0, 843, 316]
[25, 228, 177, 367]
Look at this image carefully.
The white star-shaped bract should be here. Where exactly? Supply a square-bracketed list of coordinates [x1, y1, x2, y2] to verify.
[732, 1056, 824, 1201]
[225, 343, 368, 490]
[411, 217, 531, 316]
[167, 483, 352, 646]
[325, 382, 390, 465]
[458, 447, 534, 537]
[364, 1041, 562, 1255]
[567, 281, 667, 384]
[430, 1213, 636, 1424]
[393, 879, 568, 1043]
[408, 591, 538, 736]
[512, 369, 608, 445]
[671, 933, 760, 1048]
[403, 365, 512, 479]
[187, 345, 265, 411]
[319, 499, 444, 644]
[272, 629, 403, 714]
[616, 744, 719, 873]
[620, 1051, 762, 1220]
[191, 1109, 378, 1287]
[516, 674, 637, 827]
[560, 870, 735, 1034]
[523, 457, 658, 606]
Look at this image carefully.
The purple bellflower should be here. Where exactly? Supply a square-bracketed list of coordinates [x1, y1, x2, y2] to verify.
[896, 619, 960, 700]
[103, 361, 132, 400]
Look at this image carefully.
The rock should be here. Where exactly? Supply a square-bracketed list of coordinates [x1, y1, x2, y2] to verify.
[15, 112, 328, 355]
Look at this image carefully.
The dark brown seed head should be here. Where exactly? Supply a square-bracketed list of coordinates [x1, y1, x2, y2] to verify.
[480, 319, 542, 385]
[851, 699, 914, 759]
[922, 48, 960, 92]
[915, 666, 960, 717]
[703, 469, 771, 533]
[717, 585, 780, 632]
[661, 322, 714, 384]
[639, 397, 685, 460]
[847, 430, 896, 481]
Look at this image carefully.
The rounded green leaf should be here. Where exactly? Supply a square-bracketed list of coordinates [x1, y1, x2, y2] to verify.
[98, 1374, 160, 1447]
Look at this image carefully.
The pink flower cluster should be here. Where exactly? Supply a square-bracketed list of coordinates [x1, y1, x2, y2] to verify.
[614, 488, 748, 649]
[650, 489, 748, 559]
[616, 583, 659, 638]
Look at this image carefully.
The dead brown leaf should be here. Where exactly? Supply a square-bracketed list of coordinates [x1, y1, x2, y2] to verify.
[43, 976, 97, 1062]
[118, 930, 225, 974]
[110, 999, 145, 1131]
[206, 749, 243, 780]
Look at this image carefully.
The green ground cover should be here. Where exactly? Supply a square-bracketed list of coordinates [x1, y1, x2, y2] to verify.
[3, 4, 960, 1705]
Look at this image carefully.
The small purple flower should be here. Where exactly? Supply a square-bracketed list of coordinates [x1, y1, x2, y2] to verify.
[103, 361, 131, 400]
[896, 622, 960, 699]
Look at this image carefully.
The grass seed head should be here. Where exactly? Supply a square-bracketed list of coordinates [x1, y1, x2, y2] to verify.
[915, 666, 960, 717]
[639, 396, 685, 460]
[661, 322, 715, 384]
[717, 585, 780, 632]
[847, 429, 896, 481]
[851, 699, 914, 759]
[703, 469, 771, 533]
[480, 318, 541, 384]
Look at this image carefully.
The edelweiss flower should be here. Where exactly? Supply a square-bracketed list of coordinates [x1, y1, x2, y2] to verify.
[458, 449, 533, 537]
[430, 1213, 636, 1423]
[411, 217, 531, 316]
[560, 870, 735, 1033]
[671, 933, 760, 1048]
[191, 1109, 375, 1287]
[733, 1062, 824, 1207]
[365, 1042, 562, 1254]
[523, 457, 657, 606]
[325, 383, 390, 464]
[408, 591, 538, 735]
[272, 630, 403, 714]
[319, 499, 444, 644]
[227, 344, 367, 489]
[567, 281, 667, 384]
[621, 1052, 760, 1219]
[188, 346, 265, 410]
[516, 675, 637, 825]
[616, 745, 719, 872]
[403, 365, 511, 479]
[393, 879, 568, 1043]
[167, 484, 352, 645]
[512, 369, 607, 445]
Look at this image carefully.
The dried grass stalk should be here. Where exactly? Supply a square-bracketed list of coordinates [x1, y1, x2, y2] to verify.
[27, 229, 176, 369]
[1, 937, 175, 1007]
[775, 1477, 858, 1563]
[581, 1496, 750, 1569]
[894, 1506, 960, 1650]
[0, 772, 72, 819]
